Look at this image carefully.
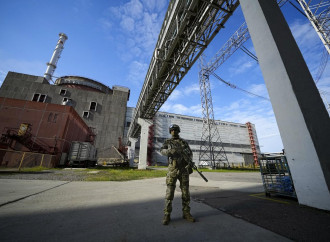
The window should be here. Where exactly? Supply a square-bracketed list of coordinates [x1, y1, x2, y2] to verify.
[59, 89, 67, 96]
[39, 94, 47, 103]
[32, 93, 40, 101]
[126, 122, 131, 127]
[32, 93, 47, 103]
[47, 113, 58, 123]
[83, 111, 90, 118]
[63, 97, 68, 102]
[48, 113, 53, 122]
[53, 114, 58, 123]
[90, 101, 97, 111]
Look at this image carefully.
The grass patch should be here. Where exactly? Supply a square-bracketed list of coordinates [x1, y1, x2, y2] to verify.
[19, 166, 55, 172]
[84, 167, 167, 181]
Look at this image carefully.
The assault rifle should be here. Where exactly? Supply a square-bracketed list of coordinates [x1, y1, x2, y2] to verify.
[181, 146, 208, 182]
[187, 160, 208, 182]
[168, 139, 208, 182]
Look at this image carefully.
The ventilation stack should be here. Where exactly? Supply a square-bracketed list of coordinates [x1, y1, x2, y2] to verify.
[44, 33, 68, 82]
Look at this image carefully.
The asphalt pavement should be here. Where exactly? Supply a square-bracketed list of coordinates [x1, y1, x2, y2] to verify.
[0, 172, 329, 241]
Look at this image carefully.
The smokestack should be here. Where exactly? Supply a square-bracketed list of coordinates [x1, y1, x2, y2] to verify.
[44, 33, 68, 82]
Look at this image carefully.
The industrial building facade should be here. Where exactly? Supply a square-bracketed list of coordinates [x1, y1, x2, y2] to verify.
[0, 72, 130, 165]
[124, 107, 260, 166]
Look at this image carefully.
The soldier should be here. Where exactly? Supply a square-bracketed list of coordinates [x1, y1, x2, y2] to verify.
[161, 124, 195, 225]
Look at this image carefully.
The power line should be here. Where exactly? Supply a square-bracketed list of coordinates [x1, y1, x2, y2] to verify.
[212, 73, 270, 101]
[240, 46, 259, 63]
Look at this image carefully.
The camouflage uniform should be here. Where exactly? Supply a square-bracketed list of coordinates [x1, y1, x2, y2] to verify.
[161, 129, 195, 225]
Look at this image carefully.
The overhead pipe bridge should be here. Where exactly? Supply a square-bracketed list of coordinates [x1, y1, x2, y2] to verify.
[127, 0, 240, 139]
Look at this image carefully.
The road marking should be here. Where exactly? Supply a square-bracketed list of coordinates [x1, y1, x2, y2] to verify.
[249, 193, 291, 204]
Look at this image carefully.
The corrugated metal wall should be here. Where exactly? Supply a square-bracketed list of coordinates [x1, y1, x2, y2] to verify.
[139, 110, 259, 165]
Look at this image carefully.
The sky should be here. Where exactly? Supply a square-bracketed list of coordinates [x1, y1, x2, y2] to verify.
[0, 0, 329, 153]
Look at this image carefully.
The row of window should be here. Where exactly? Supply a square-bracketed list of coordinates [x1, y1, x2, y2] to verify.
[156, 113, 246, 128]
[153, 137, 253, 149]
[31, 92, 98, 119]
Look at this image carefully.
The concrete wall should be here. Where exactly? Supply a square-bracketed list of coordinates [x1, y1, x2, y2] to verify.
[0, 72, 130, 159]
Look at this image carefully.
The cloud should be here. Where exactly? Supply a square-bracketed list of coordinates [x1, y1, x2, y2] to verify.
[104, 0, 167, 62]
[184, 83, 200, 95]
[113, 0, 144, 19]
[142, 0, 167, 12]
[127, 60, 148, 86]
[289, 19, 325, 74]
[228, 56, 255, 76]
[120, 17, 135, 31]
[290, 20, 318, 49]
[160, 102, 202, 116]
[217, 98, 283, 152]
[247, 83, 270, 99]
[168, 89, 182, 101]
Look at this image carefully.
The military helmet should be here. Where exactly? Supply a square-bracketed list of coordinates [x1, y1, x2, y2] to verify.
[169, 124, 180, 134]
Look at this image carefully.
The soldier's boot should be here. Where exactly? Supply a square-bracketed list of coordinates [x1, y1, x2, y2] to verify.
[162, 214, 171, 225]
[183, 212, 195, 222]
[182, 198, 195, 222]
[163, 199, 172, 225]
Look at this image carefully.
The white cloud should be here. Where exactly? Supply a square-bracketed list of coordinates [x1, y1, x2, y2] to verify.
[120, 17, 135, 31]
[142, 0, 167, 12]
[289, 19, 324, 75]
[184, 83, 200, 95]
[124, 0, 144, 19]
[229, 57, 254, 75]
[127, 60, 148, 86]
[104, 0, 166, 62]
[110, 0, 143, 19]
[215, 97, 283, 153]
[247, 83, 270, 99]
[168, 89, 182, 101]
[160, 102, 202, 116]
[290, 20, 317, 49]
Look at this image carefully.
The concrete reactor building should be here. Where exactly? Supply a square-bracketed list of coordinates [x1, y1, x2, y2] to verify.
[0, 72, 129, 166]
[0, 33, 129, 167]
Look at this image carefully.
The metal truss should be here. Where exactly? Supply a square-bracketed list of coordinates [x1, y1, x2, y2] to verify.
[127, 0, 240, 138]
[297, 0, 330, 54]
[205, 21, 250, 76]
[198, 55, 228, 168]
[204, 0, 288, 75]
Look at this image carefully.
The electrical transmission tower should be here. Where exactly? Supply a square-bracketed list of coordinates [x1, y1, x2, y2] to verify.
[297, 0, 330, 54]
[198, 55, 229, 169]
